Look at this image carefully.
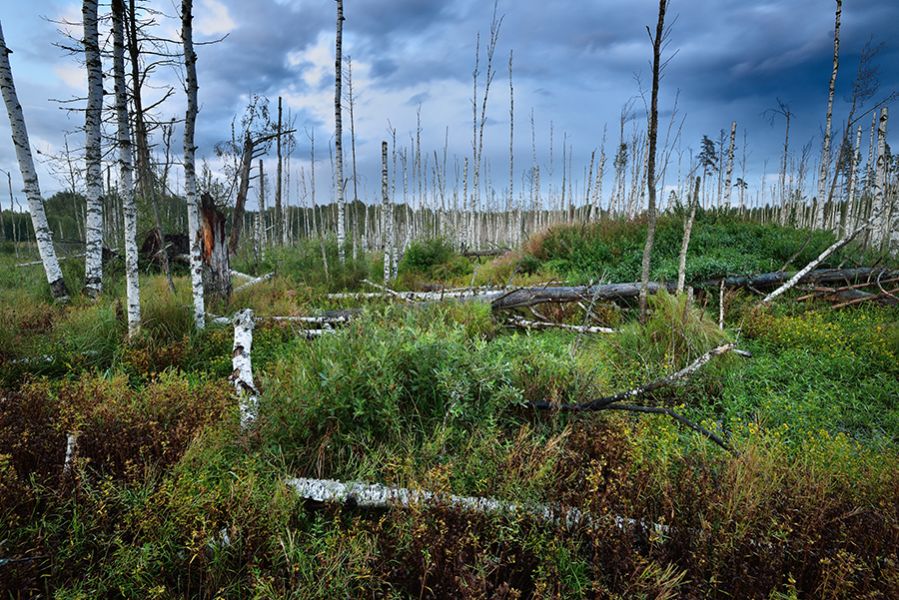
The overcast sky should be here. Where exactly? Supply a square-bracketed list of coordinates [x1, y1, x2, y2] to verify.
[1, 0, 897, 209]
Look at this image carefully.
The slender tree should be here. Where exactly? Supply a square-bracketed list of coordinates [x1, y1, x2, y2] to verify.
[182, 0, 205, 329]
[870, 107, 888, 251]
[0, 22, 69, 300]
[275, 96, 284, 245]
[334, 0, 346, 262]
[381, 141, 393, 283]
[814, 0, 842, 229]
[82, 0, 104, 298]
[639, 0, 669, 321]
[722, 121, 736, 208]
[677, 176, 701, 294]
[112, 0, 140, 337]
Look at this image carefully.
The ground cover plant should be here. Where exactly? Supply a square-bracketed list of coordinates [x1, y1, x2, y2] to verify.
[2, 216, 898, 598]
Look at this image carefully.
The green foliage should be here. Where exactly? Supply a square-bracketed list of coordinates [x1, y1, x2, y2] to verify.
[398, 237, 471, 282]
[528, 211, 867, 284]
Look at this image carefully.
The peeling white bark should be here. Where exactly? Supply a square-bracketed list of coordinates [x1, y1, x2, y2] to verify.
[0, 22, 68, 300]
[82, 0, 104, 298]
[334, 0, 346, 263]
[233, 272, 274, 294]
[63, 431, 80, 474]
[814, 0, 842, 231]
[182, 0, 205, 329]
[870, 108, 889, 252]
[285, 477, 670, 537]
[506, 316, 615, 334]
[231, 309, 258, 428]
[113, 0, 140, 337]
[722, 121, 736, 208]
[381, 140, 392, 283]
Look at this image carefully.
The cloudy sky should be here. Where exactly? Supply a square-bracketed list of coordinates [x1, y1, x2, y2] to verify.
[1, 0, 897, 209]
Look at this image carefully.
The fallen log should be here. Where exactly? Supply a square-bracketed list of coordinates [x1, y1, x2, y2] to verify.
[505, 315, 616, 334]
[286, 477, 603, 532]
[233, 272, 274, 294]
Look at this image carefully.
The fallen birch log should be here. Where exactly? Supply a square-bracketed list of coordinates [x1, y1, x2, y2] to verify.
[505, 315, 616, 334]
[16, 252, 86, 268]
[326, 286, 508, 302]
[230, 309, 259, 428]
[233, 272, 274, 294]
[285, 477, 670, 535]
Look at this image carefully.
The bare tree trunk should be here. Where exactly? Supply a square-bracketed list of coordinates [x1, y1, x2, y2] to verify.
[112, 0, 140, 337]
[275, 96, 283, 245]
[182, 0, 205, 329]
[200, 193, 231, 301]
[639, 0, 668, 321]
[228, 135, 254, 254]
[334, 0, 346, 263]
[0, 22, 68, 300]
[814, 0, 842, 230]
[723, 121, 736, 208]
[381, 141, 393, 283]
[231, 309, 258, 428]
[871, 108, 889, 251]
[83, 0, 104, 298]
[677, 176, 701, 294]
[843, 125, 862, 235]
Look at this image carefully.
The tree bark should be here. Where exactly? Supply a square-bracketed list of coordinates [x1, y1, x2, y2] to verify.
[814, 0, 842, 230]
[112, 0, 141, 337]
[676, 176, 701, 294]
[182, 0, 205, 329]
[639, 0, 667, 321]
[723, 121, 736, 208]
[870, 108, 889, 251]
[231, 309, 258, 428]
[200, 193, 231, 301]
[275, 96, 284, 245]
[334, 0, 346, 263]
[82, 0, 105, 298]
[228, 134, 254, 254]
[0, 22, 69, 300]
[381, 141, 392, 283]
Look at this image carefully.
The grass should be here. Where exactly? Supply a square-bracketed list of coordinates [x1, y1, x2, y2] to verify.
[1, 218, 898, 597]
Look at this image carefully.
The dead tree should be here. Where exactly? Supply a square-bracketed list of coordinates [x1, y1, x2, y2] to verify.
[639, 0, 669, 321]
[112, 0, 141, 337]
[82, 0, 104, 298]
[676, 176, 701, 294]
[814, 0, 842, 230]
[0, 22, 69, 300]
[334, 0, 346, 262]
[182, 0, 205, 329]
[200, 192, 231, 301]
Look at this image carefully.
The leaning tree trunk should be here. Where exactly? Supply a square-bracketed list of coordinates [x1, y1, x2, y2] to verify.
[677, 176, 701, 294]
[814, 0, 842, 230]
[843, 125, 862, 236]
[182, 0, 205, 329]
[334, 0, 346, 263]
[0, 22, 68, 300]
[639, 0, 667, 321]
[83, 0, 104, 298]
[112, 0, 140, 337]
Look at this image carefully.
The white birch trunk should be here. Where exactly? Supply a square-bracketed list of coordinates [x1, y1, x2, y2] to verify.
[334, 0, 346, 263]
[83, 0, 104, 297]
[112, 0, 140, 337]
[182, 0, 205, 329]
[844, 125, 862, 235]
[231, 309, 258, 428]
[677, 176, 701, 294]
[381, 141, 392, 283]
[814, 0, 842, 230]
[871, 108, 889, 251]
[722, 121, 736, 208]
[0, 22, 68, 300]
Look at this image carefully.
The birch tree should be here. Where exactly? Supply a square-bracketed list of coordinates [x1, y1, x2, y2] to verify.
[82, 0, 104, 298]
[814, 0, 842, 230]
[638, 0, 668, 322]
[334, 0, 346, 263]
[112, 0, 140, 336]
[722, 121, 736, 208]
[381, 141, 393, 283]
[0, 22, 69, 301]
[182, 0, 205, 329]
[870, 107, 889, 251]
